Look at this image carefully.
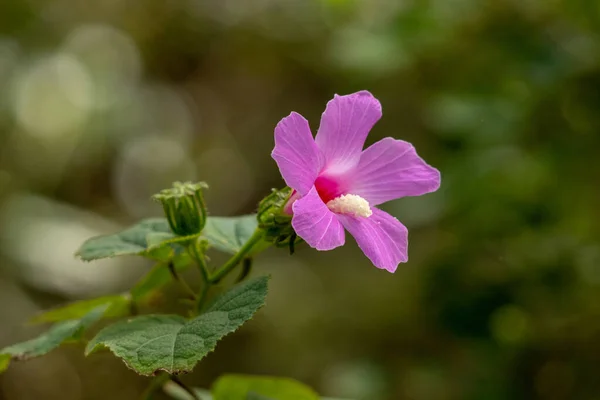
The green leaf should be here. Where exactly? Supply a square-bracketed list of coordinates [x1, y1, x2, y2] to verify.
[246, 393, 275, 400]
[0, 305, 107, 373]
[76, 218, 176, 261]
[30, 295, 129, 324]
[76, 215, 263, 261]
[85, 276, 269, 375]
[130, 253, 192, 302]
[203, 215, 264, 255]
[163, 384, 346, 400]
[163, 381, 213, 400]
[0, 354, 9, 373]
[212, 375, 319, 400]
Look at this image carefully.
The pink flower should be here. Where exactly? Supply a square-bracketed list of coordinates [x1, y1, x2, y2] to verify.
[271, 91, 440, 272]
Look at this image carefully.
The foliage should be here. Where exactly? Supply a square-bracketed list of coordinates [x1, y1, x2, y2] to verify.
[85, 277, 269, 375]
[163, 375, 327, 400]
[0, 191, 331, 398]
[76, 215, 262, 262]
[0, 305, 108, 372]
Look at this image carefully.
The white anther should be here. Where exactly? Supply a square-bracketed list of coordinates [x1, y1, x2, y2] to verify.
[326, 194, 372, 218]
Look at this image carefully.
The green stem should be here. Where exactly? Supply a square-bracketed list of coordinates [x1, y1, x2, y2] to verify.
[168, 261, 197, 300]
[140, 373, 170, 400]
[196, 283, 209, 313]
[186, 228, 265, 314]
[209, 229, 264, 283]
[188, 242, 211, 313]
[170, 375, 202, 400]
[189, 243, 210, 285]
[236, 257, 253, 283]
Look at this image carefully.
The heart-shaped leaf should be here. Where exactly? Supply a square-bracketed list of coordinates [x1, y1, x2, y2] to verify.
[85, 276, 269, 375]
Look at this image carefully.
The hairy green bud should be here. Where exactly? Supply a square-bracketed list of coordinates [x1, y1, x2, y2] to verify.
[153, 181, 208, 236]
[257, 187, 301, 254]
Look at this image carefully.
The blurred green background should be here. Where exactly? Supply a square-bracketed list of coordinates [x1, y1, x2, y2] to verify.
[1, 0, 600, 399]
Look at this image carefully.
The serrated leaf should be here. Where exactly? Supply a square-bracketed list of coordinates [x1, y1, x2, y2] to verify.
[85, 276, 269, 375]
[163, 381, 213, 400]
[130, 253, 192, 302]
[30, 295, 129, 324]
[212, 375, 319, 400]
[0, 305, 107, 373]
[203, 215, 264, 255]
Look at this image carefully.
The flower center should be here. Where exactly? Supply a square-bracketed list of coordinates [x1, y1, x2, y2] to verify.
[314, 175, 342, 203]
[326, 194, 372, 218]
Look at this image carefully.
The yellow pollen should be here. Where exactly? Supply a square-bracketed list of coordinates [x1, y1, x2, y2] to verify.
[326, 194, 372, 218]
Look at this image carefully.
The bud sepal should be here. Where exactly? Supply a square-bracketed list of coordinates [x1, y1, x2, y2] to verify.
[257, 187, 302, 253]
[153, 181, 209, 237]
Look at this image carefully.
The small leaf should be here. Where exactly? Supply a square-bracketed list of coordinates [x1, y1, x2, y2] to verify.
[76, 215, 264, 261]
[30, 295, 129, 324]
[212, 375, 319, 400]
[0, 305, 107, 372]
[130, 253, 192, 302]
[203, 215, 265, 255]
[76, 218, 176, 261]
[85, 276, 269, 375]
[163, 381, 213, 400]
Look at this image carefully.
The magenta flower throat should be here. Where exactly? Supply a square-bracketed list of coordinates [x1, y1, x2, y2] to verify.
[272, 91, 441, 272]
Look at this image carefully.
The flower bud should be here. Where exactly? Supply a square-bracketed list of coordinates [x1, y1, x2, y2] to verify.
[153, 181, 208, 236]
[257, 187, 301, 252]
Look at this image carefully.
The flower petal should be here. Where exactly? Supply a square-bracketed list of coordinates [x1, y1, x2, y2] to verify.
[272, 112, 324, 195]
[292, 186, 345, 251]
[315, 91, 382, 173]
[349, 138, 441, 206]
[338, 208, 408, 272]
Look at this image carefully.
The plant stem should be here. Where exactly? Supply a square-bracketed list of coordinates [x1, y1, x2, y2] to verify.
[209, 229, 264, 283]
[188, 241, 211, 313]
[170, 375, 202, 400]
[188, 241, 210, 284]
[140, 373, 170, 400]
[236, 257, 253, 282]
[168, 261, 197, 300]
[187, 228, 264, 314]
[195, 283, 209, 313]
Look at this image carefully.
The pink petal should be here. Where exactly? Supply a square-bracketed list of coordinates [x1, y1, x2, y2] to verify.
[315, 91, 382, 174]
[272, 112, 324, 196]
[349, 138, 441, 206]
[338, 208, 408, 272]
[292, 186, 345, 251]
